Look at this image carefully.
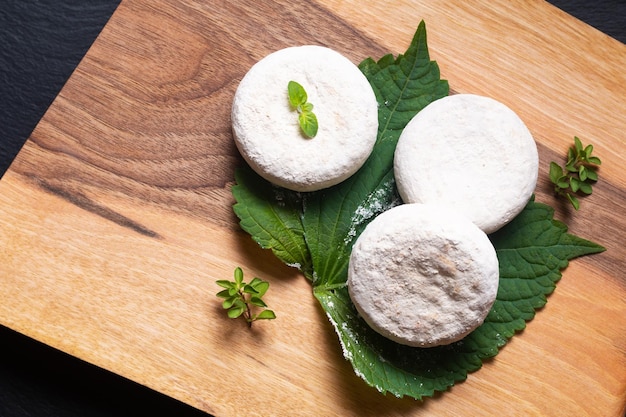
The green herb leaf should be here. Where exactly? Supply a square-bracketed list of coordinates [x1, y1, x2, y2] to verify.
[567, 194, 580, 210]
[549, 161, 561, 182]
[249, 278, 270, 296]
[222, 297, 237, 309]
[216, 267, 277, 327]
[587, 156, 602, 165]
[216, 289, 232, 299]
[250, 296, 268, 308]
[216, 280, 234, 289]
[586, 169, 598, 181]
[288, 80, 308, 107]
[288, 81, 318, 138]
[298, 110, 318, 138]
[228, 305, 245, 319]
[234, 266, 244, 286]
[256, 310, 277, 320]
[549, 136, 601, 210]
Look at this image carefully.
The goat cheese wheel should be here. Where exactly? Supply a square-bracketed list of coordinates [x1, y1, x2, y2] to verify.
[347, 203, 499, 347]
[232, 45, 378, 192]
[394, 94, 538, 234]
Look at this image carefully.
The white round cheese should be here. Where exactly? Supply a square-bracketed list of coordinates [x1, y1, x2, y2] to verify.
[347, 203, 499, 348]
[232, 45, 378, 192]
[393, 94, 538, 233]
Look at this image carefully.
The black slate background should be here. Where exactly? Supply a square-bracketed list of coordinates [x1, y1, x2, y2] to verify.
[0, 1, 624, 416]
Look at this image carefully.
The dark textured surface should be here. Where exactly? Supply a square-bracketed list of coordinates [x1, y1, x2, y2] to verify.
[550, 0, 626, 43]
[0, 2, 117, 177]
[0, 326, 209, 417]
[0, 1, 623, 416]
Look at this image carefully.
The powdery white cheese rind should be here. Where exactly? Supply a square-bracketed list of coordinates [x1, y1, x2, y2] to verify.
[232, 45, 378, 192]
[394, 94, 538, 234]
[347, 203, 499, 348]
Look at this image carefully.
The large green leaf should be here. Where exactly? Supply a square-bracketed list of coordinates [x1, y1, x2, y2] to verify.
[232, 165, 313, 279]
[231, 21, 605, 399]
[314, 198, 605, 399]
[301, 20, 449, 287]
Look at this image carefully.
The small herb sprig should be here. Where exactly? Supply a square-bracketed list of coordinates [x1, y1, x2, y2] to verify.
[549, 136, 601, 210]
[288, 80, 318, 138]
[216, 267, 276, 327]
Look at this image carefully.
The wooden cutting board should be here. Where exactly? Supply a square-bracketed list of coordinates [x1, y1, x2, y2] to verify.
[1, 0, 625, 415]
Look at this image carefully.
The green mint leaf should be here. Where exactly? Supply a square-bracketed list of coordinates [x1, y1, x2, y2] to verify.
[249, 278, 270, 296]
[549, 161, 563, 184]
[578, 181, 593, 195]
[298, 110, 318, 138]
[222, 297, 238, 309]
[216, 280, 234, 289]
[227, 306, 245, 319]
[232, 165, 313, 279]
[234, 266, 244, 286]
[587, 156, 601, 165]
[249, 296, 268, 308]
[301, 102, 314, 113]
[568, 194, 580, 210]
[256, 310, 277, 320]
[574, 136, 584, 154]
[288, 81, 318, 138]
[586, 168, 598, 181]
[288, 80, 307, 107]
[243, 284, 259, 294]
[216, 289, 232, 299]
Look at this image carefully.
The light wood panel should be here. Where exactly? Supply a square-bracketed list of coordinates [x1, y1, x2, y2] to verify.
[0, 1, 624, 416]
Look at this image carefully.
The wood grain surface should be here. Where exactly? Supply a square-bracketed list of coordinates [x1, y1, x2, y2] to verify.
[1, 0, 625, 416]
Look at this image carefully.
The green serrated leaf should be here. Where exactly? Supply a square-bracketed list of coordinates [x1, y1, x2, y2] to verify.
[232, 165, 313, 279]
[314, 198, 604, 399]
